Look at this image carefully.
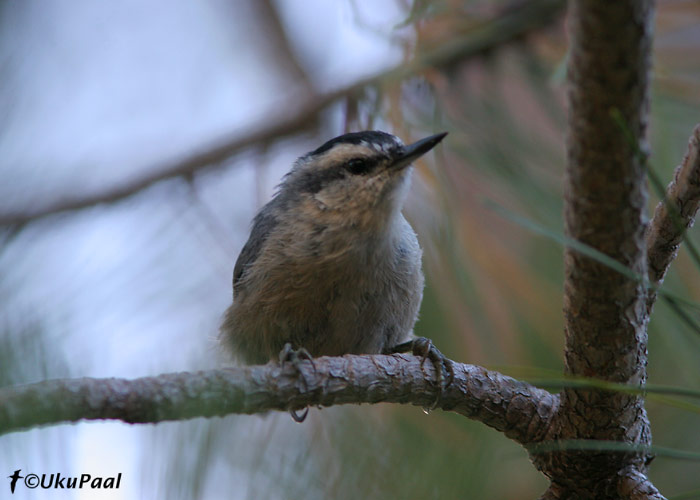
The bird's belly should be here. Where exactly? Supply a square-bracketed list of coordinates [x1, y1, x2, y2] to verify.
[226, 229, 423, 363]
[270, 264, 419, 357]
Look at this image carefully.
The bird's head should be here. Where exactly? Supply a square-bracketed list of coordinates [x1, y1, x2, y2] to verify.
[280, 130, 447, 230]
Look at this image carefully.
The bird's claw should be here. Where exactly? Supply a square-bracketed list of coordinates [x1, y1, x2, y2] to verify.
[278, 343, 316, 423]
[385, 337, 454, 410]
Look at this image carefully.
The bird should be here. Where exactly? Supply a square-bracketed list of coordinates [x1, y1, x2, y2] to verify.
[220, 130, 451, 418]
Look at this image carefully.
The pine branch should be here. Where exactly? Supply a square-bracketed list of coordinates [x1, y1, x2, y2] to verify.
[647, 124, 700, 309]
[0, 354, 558, 444]
[536, 0, 659, 496]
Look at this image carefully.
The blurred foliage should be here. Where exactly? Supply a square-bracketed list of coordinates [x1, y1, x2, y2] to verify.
[154, 1, 700, 498]
[0, 318, 71, 387]
[1, 0, 700, 498]
[0, 305, 75, 485]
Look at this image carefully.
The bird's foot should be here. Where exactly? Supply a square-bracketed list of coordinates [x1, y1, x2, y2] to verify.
[278, 343, 316, 423]
[384, 337, 454, 411]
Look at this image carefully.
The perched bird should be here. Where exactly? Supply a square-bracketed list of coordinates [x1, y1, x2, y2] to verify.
[221, 131, 450, 416]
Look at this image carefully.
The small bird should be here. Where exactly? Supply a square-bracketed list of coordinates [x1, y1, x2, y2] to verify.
[220, 130, 450, 417]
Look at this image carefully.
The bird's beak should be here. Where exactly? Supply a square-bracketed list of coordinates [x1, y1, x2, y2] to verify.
[392, 132, 448, 170]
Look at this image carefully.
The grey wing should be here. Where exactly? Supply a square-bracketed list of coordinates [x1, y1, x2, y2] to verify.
[233, 203, 280, 296]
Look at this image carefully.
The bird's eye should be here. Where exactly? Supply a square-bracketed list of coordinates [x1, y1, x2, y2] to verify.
[346, 158, 373, 176]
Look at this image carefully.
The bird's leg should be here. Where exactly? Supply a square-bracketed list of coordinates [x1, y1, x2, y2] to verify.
[384, 337, 454, 410]
[278, 343, 316, 422]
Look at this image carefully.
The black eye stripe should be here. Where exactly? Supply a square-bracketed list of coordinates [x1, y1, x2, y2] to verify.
[293, 157, 381, 194]
[345, 157, 377, 175]
[296, 168, 346, 194]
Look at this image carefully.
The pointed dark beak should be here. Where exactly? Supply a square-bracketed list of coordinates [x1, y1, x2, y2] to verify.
[392, 132, 448, 170]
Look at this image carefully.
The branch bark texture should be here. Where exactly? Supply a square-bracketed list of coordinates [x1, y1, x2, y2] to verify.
[646, 125, 700, 308]
[534, 0, 658, 497]
[0, 355, 558, 442]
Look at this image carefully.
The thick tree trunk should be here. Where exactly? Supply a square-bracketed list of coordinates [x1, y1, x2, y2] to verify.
[531, 1, 661, 497]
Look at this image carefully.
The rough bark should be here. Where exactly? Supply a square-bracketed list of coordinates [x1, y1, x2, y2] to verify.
[646, 125, 700, 310]
[530, 1, 658, 497]
[0, 354, 558, 442]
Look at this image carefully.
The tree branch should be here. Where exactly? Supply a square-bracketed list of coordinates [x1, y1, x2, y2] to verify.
[646, 124, 700, 308]
[534, 0, 657, 495]
[0, 0, 565, 227]
[617, 467, 666, 500]
[0, 354, 558, 443]
[540, 468, 665, 500]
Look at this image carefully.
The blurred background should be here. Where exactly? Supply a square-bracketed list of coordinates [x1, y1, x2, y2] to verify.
[1, 0, 699, 498]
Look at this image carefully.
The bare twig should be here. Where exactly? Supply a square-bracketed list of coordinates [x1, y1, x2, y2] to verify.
[0, 0, 565, 226]
[646, 124, 700, 309]
[0, 354, 558, 443]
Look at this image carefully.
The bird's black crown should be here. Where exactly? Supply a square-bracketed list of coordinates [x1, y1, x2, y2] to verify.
[308, 131, 403, 157]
